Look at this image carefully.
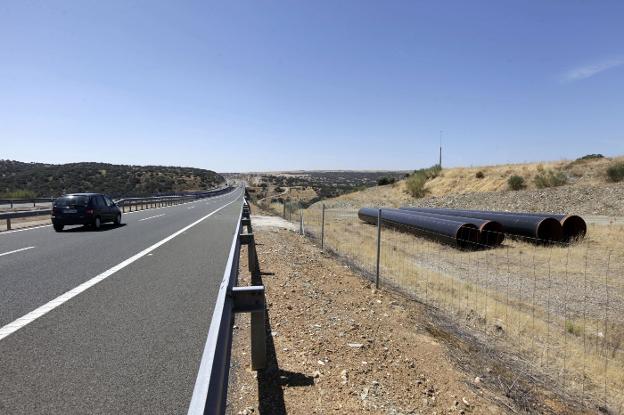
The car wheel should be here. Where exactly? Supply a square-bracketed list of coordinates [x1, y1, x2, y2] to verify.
[94, 216, 101, 230]
[53, 224, 64, 232]
[114, 213, 121, 225]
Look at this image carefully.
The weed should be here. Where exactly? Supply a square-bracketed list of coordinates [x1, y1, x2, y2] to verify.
[406, 174, 427, 198]
[606, 162, 624, 182]
[507, 175, 526, 191]
[534, 169, 568, 188]
[566, 320, 582, 336]
[405, 164, 441, 198]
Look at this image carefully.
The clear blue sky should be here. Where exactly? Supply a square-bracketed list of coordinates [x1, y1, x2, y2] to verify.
[1, 1, 623, 172]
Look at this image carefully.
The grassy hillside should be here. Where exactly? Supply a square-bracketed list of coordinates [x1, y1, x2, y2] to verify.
[0, 160, 225, 198]
[306, 155, 624, 215]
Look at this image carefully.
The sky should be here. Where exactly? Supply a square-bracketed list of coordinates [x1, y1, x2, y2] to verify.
[1, 1, 623, 173]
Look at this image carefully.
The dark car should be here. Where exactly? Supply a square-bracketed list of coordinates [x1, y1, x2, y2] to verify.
[51, 193, 122, 232]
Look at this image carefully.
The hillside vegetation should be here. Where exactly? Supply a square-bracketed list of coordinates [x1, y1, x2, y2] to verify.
[232, 170, 408, 207]
[308, 155, 624, 215]
[0, 160, 225, 198]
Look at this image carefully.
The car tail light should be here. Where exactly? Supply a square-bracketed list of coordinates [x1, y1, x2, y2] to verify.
[86, 209, 94, 215]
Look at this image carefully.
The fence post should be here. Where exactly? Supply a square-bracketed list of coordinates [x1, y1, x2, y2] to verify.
[375, 208, 381, 289]
[282, 202, 286, 219]
[321, 204, 325, 250]
[299, 211, 304, 235]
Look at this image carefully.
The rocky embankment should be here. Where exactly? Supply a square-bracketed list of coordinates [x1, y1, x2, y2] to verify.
[325, 183, 624, 216]
[408, 184, 624, 216]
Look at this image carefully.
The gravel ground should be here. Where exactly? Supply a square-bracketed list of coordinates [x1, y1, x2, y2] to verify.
[226, 216, 585, 414]
[408, 184, 624, 216]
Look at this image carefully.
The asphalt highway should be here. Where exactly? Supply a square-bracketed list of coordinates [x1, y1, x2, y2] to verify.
[0, 187, 244, 414]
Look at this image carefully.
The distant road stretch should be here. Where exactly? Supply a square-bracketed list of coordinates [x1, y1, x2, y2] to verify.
[0, 188, 244, 414]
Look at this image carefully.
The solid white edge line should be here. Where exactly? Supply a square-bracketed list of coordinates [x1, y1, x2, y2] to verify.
[0, 225, 52, 235]
[0, 191, 242, 342]
[187, 197, 243, 414]
[0, 246, 36, 258]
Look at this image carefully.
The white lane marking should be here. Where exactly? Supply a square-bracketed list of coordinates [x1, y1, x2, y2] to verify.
[0, 224, 52, 235]
[0, 246, 35, 258]
[0, 193, 241, 342]
[138, 214, 166, 222]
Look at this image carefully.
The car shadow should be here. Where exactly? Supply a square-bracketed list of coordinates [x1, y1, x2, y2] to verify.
[61, 223, 127, 233]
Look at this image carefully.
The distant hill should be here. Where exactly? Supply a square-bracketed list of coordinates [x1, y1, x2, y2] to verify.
[0, 160, 225, 198]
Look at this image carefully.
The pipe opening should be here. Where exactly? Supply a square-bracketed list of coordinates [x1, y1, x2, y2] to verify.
[480, 222, 505, 247]
[456, 224, 480, 249]
[536, 217, 563, 242]
[561, 215, 587, 242]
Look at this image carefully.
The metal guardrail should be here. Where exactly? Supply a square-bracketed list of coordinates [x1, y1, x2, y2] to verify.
[0, 198, 54, 208]
[0, 209, 52, 230]
[0, 187, 235, 231]
[188, 198, 266, 415]
[0, 186, 233, 209]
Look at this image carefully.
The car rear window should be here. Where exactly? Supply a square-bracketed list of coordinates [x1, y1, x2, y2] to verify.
[55, 195, 89, 207]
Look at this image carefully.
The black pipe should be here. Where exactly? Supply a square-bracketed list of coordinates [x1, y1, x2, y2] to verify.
[394, 209, 504, 247]
[399, 207, 563, 242]
[477, 211, 586, 242]
[358, 208, 480, 249]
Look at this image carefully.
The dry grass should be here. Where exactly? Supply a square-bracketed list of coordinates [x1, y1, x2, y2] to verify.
[295, 207, 624, 412]
[312, 156, 624, 209]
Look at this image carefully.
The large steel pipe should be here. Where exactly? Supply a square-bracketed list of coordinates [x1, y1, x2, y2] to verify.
[397, 209, 504, 247]
[480, 212, 586, 242]
[358, 208, 480, 249]
[399, 207, 562, 242]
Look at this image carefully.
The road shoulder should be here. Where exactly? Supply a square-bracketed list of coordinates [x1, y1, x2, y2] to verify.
[229, 216, 511, 414]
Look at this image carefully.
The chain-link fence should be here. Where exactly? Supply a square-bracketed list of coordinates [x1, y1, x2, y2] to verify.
[277, 202, 624, 412]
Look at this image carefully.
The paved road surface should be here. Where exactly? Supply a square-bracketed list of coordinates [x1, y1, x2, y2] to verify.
[0, 188, 244, 414]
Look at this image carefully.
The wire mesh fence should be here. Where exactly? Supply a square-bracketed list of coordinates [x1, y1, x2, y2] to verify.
[274, 201, 624, 413]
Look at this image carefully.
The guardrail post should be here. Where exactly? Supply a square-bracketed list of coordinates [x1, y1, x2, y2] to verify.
[6, 218, 11, 231]
[375, 208, 382, 289]
[250, 309, 266, 370]
[321, 204, 326, 250]
[231, 286, 266, 371]
[240, 233, 261, 284]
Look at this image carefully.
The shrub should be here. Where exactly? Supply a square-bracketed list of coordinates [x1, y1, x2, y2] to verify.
[405, 164, 441, 198]
[475, 171, 485, 179]
[576, 153, 604, 161]
[377, 176, 395, 186]
[566, 320, 582, 337]
[406, 173, 427, 198]
[606, 162, 624, 182]
[507, 175, 525, 191]
[534, 169, 568, 188]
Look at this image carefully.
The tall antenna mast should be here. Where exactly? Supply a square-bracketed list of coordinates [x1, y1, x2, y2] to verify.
[439, 130, 442, 167]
